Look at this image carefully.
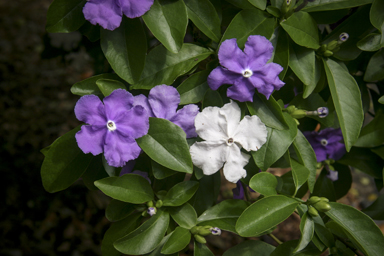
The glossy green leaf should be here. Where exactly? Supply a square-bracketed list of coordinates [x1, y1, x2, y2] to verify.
[71, 74, 124, 96]
[197, 199, 249, 233]
[202, 89, 223, 108]
[79, 21, 100, 42]
[225, 0, 255, 9]
[96, 79, 126, 97]
[355, 111, 384, 147]
[323, 58, 363, 151]
[145, 233, 178, 256]
[294, 212, 315, 253]
[271, 28, 289, 80]
[271, 240, 322, 256]
[281, 12, 320, 49]
[163, 181, 199, 207]
[143, 0, 187, 53]
[312, 168, 336, 202]
[95, 174, 154, 204]
[380, 95, 384, 104]
[80, 154, 108, 190]
[303, 0, 373, 12]
[252, 113, 298, 171]
[105, 200, 136, 222]
[41, 126, 94, 193]
[246, 94, 289, 130]
[137, 118, 193, 174]
[170, 203, 197, 229]
[236, 195, 300, 237]
[161, 227, 191, 254]
[314, 223, 335, 248]
[370, 0, 384, 30]
[364, 49, 384, 82]
[185, 0, 221, 42]
[223, 240, 275, 256]
[194, 242, 214, 256]
[332, 163, 352, 200]
[357, 33, 382, 52]
[325, 202, 384, 256]
[286, 152, 310, 196]
[152, 160, 177, 180]
[101, 17, 146, 84]
[177, 70, 210, 105]
[221, 9, 276, 48]
[249, 172, 278, 196]
[131, 44, 211, 90]
[114, 210, 170, 255]
[248, 0, 267, 10]
[362, 193, 384, 220]
[46, 0, 86, 33]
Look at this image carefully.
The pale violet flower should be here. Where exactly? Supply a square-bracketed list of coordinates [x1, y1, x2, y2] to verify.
[189, 101, 267, 183]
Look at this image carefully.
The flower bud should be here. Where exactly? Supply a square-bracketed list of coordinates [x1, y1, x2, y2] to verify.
[155, 200, 163, 208]
[308, 206, 319, 217]
[147, 201, 154, 207]
[194, 234, 207, 244]
[198, 226, 213, 236]
[314, 201, 331, 212]
[147, 207, 157, 216]
[320, 197, 329, 203]
[323, 50, 333, 57]
[327, 40, 339, 51]
[210, 227, 222, 236]
[190, 226, 200, 235]
[316, 107, 329, 118]
[308, 196, 321, 205]
[321, 44, 327, 52]
[338, 32, 349, 43]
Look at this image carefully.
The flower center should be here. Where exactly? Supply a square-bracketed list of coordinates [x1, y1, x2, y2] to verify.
[226, 138, 234, 146]
[321, 139, 328, 146]
[107, 120, 117, 131]
[242, 69, 253, 78]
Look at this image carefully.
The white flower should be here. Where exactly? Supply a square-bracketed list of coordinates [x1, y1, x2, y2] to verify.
[189, 100, 267, 183]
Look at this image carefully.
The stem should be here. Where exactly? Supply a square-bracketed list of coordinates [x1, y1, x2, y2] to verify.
[269, 234, 283, 245]
[241, 181, 251, 202]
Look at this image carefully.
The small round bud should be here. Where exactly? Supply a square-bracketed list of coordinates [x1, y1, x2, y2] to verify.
[327, 41, 339, 51]
[155, 200, 163, 208]
[210, 227, 221, 236]
[190, 226, 200, 235]
[198, 226, 212, 236]
[320, 197, 329, 203]
[194, 234, 207, 244]
[323, 50, 333, 57]
[314, 201, 331, 212]
[338, 32, 349, 43]
[147, 207, 157, 216]
[317, 107, 329, 118]
[147, 201, 154, 207]
[308, 196, 321, 205]
[321, 44, 327, 52]
[308, 206, 319, 217]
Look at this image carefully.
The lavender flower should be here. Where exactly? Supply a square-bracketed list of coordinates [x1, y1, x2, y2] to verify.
[232, 181, 245, 200]
[210, 227, 221, 236]
[147, 207, 157, 216]
[75, 89, 149, 167]
[134, 85, 199, 138]
[207, 35, 285, 102]
[83, 0, 154, 30]
[327, 170, 339, 181]
[304, 128, 346, 162]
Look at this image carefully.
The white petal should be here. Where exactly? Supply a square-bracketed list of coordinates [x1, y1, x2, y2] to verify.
[194, 106, 228, 141]
[219, 100, 241, 137]
[190, 141, 228, 175]
[223, 144, 250, 183]
[233, 115, 268, 151]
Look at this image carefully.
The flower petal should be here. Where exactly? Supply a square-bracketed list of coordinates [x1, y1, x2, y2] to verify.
[232, 181, 245, 200]
[148, 85, 180, 120]
[134, 94, 154, 117]
[327, 142, 346, 161]
[103, 131, 142, 167]
[194, 106, 228, 141]
[190, 141, 228, 175]
[207, 66, 241, 91]
[170, 104, 199, 138]
[223, 144, 250, 183]
[75, 125, 106, 155]
[251, 63, 284, 99]
[118, 0, 154, 18]
[244, 35, 273, 70]
[103, 89, 134, 121]
[219, 100, 241, 137]
[114, 105, 149, 139]
[226, 79, 256, 102]
[74, 94, 106, 125]
[218, 38, 247, 73]
[83, 0, 123, 30]
[313, 145, 327, 162]
[233, 115, 268, 151]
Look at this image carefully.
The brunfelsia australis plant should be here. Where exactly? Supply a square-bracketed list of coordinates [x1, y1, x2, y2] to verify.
[42, 0, 384, 255]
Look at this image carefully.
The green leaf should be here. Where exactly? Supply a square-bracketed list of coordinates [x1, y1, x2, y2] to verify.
[357, 33, 382, 52]
[143, 0, 188, 53]
[236, 195, 300, 237]
[101, 17, 146, 84]
[312, 168, 336, 202]
[221, 9, 276, 49]
[101, 213, 142, 256]
[94, 174, 154, 204]
[105, 200, 136, 222]
[332, 163, 352, 200]
[79, 21, 100, 42]
[281, 12, 320, 49]
[194, 242, 214, 256]
[246, 94, 289, 130]
[46, 0, 86, 33]
[223, 240, 275, 256]
[380, 95, 384, 104]
[362, 193, 384, 220]
[197, 199, 249, 233]
[169, 203, 197, 229]
[96, 79, 126, 97]
[249, 172, 278, 196]
[294, 212, 315, 253]
[325, 202, 384, 256]
[270, 240, 322, 256]
[131, 44, 212, 90]
[202, 89, 223, 108]
[145, 233, 178, 256]
[248, 0, 267, 10]
[81, 154, 108, 190]
[309, 9, 349, 24]
[370, 0, 384, 31]
[137, 118, 193, 174]
[285, 152, 310, 196]
[163, 181, 199, 207]
[161, 227, 191, 254]
[252, 113, 298, 171]
[41, 126, 93, 193]
[152, 160, 177, 180]
[323, 58, 363, 151]
[71, 74, 125, 97]
[354, 111, 384, 147]
[271, 28, 289, 80]
[177, 70, 210, 105]
[314, 223, 335, 248]
[303, 0, 373, 12]
[184, 0, 221, 42]
[364, 49, 384, 82]
[225, 0, 255, 9]
[114, 210, 170, 255]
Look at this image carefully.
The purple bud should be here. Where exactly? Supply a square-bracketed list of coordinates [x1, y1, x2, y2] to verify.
[210, 227, 221, 236]
[147, 207, 157, 216]
[317, 107, 329, 118]
[327, 170, 338, 182]
[338, 33, 349, 43]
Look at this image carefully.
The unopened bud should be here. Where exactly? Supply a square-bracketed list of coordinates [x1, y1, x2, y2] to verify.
[147, 201, 154, 207]
[147, 207, 157, 216]
[327, 40, 339, 51]
[314, 201, 331, 212]
[198, 226, 212, 236]
[308, 206, 319, 217]
[317, 107, 329, 118]
[155, 200, 163, 208]
[308, 196, 321, 205]
[210, 227, 221, 236]
[338, 32, 349, 43]
[323, 50, 333, 57]
[194, 234, 207, 244]
[190, 226, 199, 235]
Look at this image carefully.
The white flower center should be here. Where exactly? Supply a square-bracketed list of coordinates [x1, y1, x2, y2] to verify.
[107, 120, 117, 131]
[242, 69, 253, 78]
[321, 139, 328, 146]
[226, 138, 234, 146]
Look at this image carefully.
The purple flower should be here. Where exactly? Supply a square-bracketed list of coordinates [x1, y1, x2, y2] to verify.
[304, 128, 346, 162]
[327, 170, 338, 181]
[83, 0, 154, 30]
[75, 89, 149, 167]
[120, 163, 151, 183]
[134, 85, 199, 138]
[207, 35, 285, 102]
[232, 181, 245, 200]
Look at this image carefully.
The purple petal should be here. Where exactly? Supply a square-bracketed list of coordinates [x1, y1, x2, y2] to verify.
[232, 181, 245, 200]
[218, 39, 247, 73]
[313, 145, 327, 162]
[207, 66, 241, 91]
[244, 35, 274, 70]
[134, 94, 155, 117]
[321, 128, 343, 144]
[115, 105, 149, 139]
[120, 160, 136, 175]
[327, 142, 346, 161]
[83, 0, 123, 30]
[226, 79, 256, 102]
[252, 63, 284, 99]
[148, 85, 179, 120]
[74, 95, 106, 125]
[103, 132, 142, 167]
[75, 125, 106, 155]
[170, 104, 199, 138]
[118, 0, 154, 18]
[103, 89, 134, 121]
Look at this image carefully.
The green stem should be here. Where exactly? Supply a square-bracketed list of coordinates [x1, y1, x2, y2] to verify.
[241, 181, 251, 202]
[269, 234, 283, 245]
